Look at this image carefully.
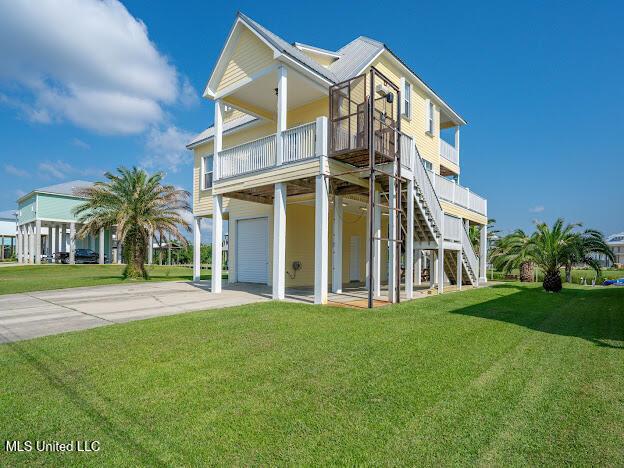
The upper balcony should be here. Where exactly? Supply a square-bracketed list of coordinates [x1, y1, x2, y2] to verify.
[217, 121, 317, 179]
[429, 171, 487, 216]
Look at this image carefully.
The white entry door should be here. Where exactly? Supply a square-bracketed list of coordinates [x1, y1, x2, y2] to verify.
[237, 217, 268, 283]
[349, 235, 360, 282]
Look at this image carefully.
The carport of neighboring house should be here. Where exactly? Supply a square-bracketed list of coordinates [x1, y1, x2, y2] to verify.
[15, 180, 115, 265]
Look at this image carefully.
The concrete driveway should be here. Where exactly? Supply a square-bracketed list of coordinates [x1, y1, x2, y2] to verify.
[0, 281, 272, 343]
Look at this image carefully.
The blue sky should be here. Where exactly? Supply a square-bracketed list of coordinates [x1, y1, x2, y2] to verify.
[0, 0, 622, 236]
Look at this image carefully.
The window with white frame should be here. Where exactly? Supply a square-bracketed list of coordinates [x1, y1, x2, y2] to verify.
[202, 154, 214, 189]
[422, 158, 433, 171]
[426, 99, 434, 134]
[401, 78, 411, 119]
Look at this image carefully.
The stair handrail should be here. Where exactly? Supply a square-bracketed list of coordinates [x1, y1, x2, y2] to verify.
[461, 224, 479, 280]
[412, 142, 443, 233]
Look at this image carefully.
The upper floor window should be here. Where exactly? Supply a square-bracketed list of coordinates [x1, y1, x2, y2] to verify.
[202, 154, 213, 189]
[401, 78, 411, 119]
[426, 99, 434, 134]
[422, 158, 433, 171]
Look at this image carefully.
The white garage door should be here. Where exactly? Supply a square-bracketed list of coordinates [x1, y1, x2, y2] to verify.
[237, 217, 268, 283]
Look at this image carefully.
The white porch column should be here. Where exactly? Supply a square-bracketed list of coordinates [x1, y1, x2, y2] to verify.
[406, 178, 415, 299]
[211, 195, 223, 293]
[47, 224, 53, 262]
[54, 225, 60, 262]
[276, 65, 287, 165]
[28, 223, 35, 264]
[314, 175, 329, 304]
[373, 190, 381, 297]
[430, 252, 436, 288]
[213, 99, 223, 182]
[193, 217, 201, 282]
[99, 228, 105, 264]
[69, 222, 76, 264]
[147, 232, 153, 265]
[16, 228, 22, 263]
[457, 249, 463, 291]
[388, 174, 397, 303]
[438, 213, 445, 294]
[272, 183, 287, 300]
[35, 219, 41, 264]
[455, 126, 460, 163]
[415, 249, 422, 286]
[479, 224, 488, 284]
[61, 224, 67, 252]
[332, 195, 343, 294]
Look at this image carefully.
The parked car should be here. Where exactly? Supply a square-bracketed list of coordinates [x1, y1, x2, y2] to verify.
[55, 249, 106, 264]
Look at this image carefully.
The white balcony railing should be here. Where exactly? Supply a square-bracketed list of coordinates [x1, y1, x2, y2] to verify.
[430, 171, 487, 216]
[217, 121, 317, 179]
[282, 122, 316, 163]
[444, 213, 462, 242]
[219, 134, 276, 179]
[440, 139, 459, 166]
[400, 133, 414, 170]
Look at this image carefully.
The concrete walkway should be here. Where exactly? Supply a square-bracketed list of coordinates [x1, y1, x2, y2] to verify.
[0, 281, 272, 343]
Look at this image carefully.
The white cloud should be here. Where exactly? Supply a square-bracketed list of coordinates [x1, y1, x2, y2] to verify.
[142, 126, 194, 173]
[4, 164, 28, 177]
[37, 160, 104, 180]
[529, 205, 544, 213]
[71, 138, 91, 150]
[0, 0, 191, 135]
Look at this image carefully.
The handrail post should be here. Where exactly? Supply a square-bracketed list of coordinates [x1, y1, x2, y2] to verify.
[276, 65, 287, 166]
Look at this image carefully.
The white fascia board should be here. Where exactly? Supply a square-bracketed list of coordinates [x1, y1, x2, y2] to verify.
[294, 42, 341, 58]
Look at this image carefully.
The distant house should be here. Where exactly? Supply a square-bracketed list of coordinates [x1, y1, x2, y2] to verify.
[15, 180, 114, 264]
[0, 210, 17, 260]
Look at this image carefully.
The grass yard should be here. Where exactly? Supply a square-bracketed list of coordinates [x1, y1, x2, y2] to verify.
[489, 268, 623, 283]
[0, 264, 219, 295]
[1, 284, 623, 465]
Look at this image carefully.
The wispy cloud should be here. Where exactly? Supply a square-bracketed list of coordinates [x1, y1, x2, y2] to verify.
[71, 138, 90, 150]
[529, 205, 544, 213]
[4, 164, 28, 177]
[37, 160, 103, 180]
[141, 126, 194, 173]
[0, 0, 193, 135]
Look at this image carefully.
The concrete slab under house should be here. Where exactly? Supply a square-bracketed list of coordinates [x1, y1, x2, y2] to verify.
[187, 13, 489, 308]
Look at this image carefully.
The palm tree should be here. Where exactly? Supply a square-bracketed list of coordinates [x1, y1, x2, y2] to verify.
[490, 229, 535, 282]
[74, 167, 191, 279]
[562, 229, 614, 283]
[468, 218, 499, 255]
[529, 218, 581, 292]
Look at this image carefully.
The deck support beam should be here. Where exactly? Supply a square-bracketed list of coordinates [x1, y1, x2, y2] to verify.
[272, 182, 287, 300]
[372, 190, 381, 297]
[314, 175, 329, 304]
[457, 249, 463, 291]
[388, 171, 397, 303]
[332, 195, 343, 294]
[406, 178, 415, 299]
[193, 217, 201, 282]
[212, 196, 223, 293]
[479, 224, 488, 284]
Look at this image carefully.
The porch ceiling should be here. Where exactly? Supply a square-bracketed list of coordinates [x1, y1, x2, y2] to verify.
[224, 67, 326, 120]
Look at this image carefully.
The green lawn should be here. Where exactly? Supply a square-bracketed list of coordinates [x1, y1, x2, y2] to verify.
[1, 284, 623, 465]
[489, 268, 623, 283]
[0, 264, 218, 295]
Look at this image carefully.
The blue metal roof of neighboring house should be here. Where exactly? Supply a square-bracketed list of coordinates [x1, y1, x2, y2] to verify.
[607, 232, 624, 244]
[17, 180, 94, 204]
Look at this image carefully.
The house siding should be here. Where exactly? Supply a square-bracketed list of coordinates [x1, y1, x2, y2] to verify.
[217, 28, 274, 92]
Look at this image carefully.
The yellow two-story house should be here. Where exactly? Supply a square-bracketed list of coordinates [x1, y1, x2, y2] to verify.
[187, 13, 488, 306]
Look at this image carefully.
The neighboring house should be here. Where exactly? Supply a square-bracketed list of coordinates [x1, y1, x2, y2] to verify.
[595, 232, 624, 267]
[187, 13, 489, 306]
[0, 210, 17, 260]
[15, 180, 114, 264]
